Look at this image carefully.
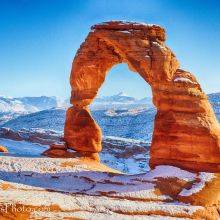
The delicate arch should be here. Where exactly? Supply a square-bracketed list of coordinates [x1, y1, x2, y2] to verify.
[64, 21, 220, 172]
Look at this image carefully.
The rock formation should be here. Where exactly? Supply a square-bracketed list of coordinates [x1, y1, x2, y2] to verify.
[0, 145, 8, 153]
[64, 21, 220, 172]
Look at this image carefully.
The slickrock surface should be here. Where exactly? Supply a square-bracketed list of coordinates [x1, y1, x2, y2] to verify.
[0, 156, 219, 219]
[64, 21, 220, 172]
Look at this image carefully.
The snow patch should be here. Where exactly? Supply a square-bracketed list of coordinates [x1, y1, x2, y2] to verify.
[179, 172, 215, 196]
[152, 41, 166, 50]
[174, 77, 195, 84]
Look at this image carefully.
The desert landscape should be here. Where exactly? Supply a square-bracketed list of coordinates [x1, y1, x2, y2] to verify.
[0, 20, 219, 219]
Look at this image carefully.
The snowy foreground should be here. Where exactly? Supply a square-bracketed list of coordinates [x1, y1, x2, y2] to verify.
[0, 137, 150, 174]
[0, 156, 219, 219]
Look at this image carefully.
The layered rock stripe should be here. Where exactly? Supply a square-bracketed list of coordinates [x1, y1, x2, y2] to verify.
[64, 21, 220, 172]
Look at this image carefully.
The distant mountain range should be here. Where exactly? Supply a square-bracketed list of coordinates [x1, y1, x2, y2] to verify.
[95, 92, 136, 103]
[0, 92, 218, 113]
[1, 108, 155, 142]
[91, 92, 153, 110]
[1, 92, 219, 142]
[0, 96, 61, 125]
[0, 96, 59, 114]
[0, 92, 154, 115]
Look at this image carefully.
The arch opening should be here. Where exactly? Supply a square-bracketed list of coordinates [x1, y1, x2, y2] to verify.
[91, 63, 155, 141]
[89, 63, 156, 173]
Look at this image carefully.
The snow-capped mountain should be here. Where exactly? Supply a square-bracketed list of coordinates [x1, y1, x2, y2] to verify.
[136, 97, 153, 105]
[0, 96, 59, 114]
[0, 96, 61, 124]
[95, 92, 136, 103]
[16, 96, 60, 111]
[2, 108, 65, 132]
[0, 96, 36, 113]
[90, 92, 154, 110]
[0, 92, 153, 115]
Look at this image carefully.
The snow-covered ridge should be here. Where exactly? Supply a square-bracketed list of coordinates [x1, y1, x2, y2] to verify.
[0, 96, 60, 114]
[105, 107, 150, 117]
[1, 107, 156, 142]
[91, 92, 153, 110]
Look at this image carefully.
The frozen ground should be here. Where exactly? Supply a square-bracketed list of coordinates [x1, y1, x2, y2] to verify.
[0, 156, 218, 219]
[101, 136, 150, 173]
[0, 138, 48, 157]
[0, 137, 150, 174]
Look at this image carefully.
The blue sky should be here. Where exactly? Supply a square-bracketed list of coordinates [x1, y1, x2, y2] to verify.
[0, 0, 219, 99]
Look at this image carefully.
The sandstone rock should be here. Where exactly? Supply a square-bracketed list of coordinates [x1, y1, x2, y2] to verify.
[42, 144, 100, 161]
[64, 20, 220, 172]
[49, 143, 67, 150]
[42, 148, 70, 158]
[77, 152, 100, 161]
[150, 69, 220, 172]
[42, 143, 70, 158]
[64, 106, 102, 153]
[0, 145, 8, 153]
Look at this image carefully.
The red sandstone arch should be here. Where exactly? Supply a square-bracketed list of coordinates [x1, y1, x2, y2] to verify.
[64, 21, 220, 172]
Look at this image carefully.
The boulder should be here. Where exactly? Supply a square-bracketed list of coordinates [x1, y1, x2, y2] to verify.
[0, 145, 8, 153]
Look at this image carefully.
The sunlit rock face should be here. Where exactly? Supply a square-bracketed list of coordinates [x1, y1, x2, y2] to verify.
[64, 21, 220, 172]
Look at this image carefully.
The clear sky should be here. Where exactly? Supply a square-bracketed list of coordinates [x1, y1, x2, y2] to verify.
[0, 0, 219, 99]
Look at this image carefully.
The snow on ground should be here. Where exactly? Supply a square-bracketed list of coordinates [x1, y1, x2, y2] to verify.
[0, 156, 213, 219]
[179, 172, 215, 196]
[0, 136, 150, 174]
[0, 156, 214, 199]
[143, 165, 197, 181]
[103, 135, 149, 144]
[0, 138, 48, 157]
[101, 137, 150, 173]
